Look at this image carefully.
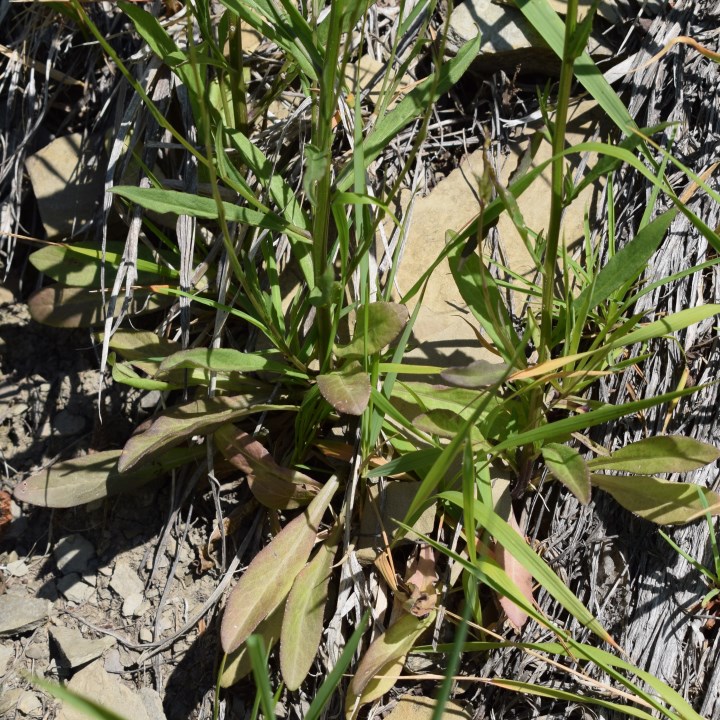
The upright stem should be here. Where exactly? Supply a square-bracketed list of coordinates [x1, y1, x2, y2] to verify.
[311, 4, 344, 372]
[539, 0, 579, 362]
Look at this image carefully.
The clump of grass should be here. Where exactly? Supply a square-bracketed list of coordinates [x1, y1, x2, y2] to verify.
[15, 0, 720, 718]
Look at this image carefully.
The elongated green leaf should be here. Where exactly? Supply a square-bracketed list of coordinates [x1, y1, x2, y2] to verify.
[13, 447, 203, 508]
[606, 304, 720, 352]
[107, 330, 180, 363]
[317, 361, 371, 416]
[217, 0, 321, 80]
[448, 245, 521, 360]
[112, 361, 175, 391]
[220, 603, 285, 688]
[220, 476, 339, 653]
[347, 611, 436, 705]
[588, 436, 720, 474]
[214, 423, 321, 509]
[337, 34, 482, 191]
[111, 187, 311, 244]
[440, 359, 511, 389]
[438, 491, 614, 646]
[514, 0, 635, 133]
[490, 382, 711, 457]
[157, 347, 303, 379]
[29, 240, 178, 288]
[280, 526, 340, 690]
[590, 473, 720, 525]
[542, 443, 591, 504]
[118, 394, 294, 472]
[576, 208, 678, 312]
[335, 302, 409, 358]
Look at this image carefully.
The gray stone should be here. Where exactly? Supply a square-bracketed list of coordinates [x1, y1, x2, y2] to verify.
[0, 688, 24, 715]
[138, 687, 167, 720]
[138, 627, 153, 643]
[58, 660, 150, 720]
[0, 642, 15, 675]
[103, 648, 124, 675]
[57, 574, 95, 604]
[448, 0, 554, 74]
[110, 561, 143, 600]
[54, 534, 95, 575]
[0, 594, 50, 637]
[50, 626, 115, 668]
[24, 133, 103, 239]
[121, 592, 144, 618]
[25, 642, 48, 660]
[17, 691, 42, 716]
[5, 559, 28, 577]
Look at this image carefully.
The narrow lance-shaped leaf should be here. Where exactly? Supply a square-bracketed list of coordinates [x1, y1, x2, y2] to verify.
[542, 443, 591, 505]
[588, 436, 720, 474]
[219, 602, 285, 688]
[280, 522, 341, 690]
[590, 473, 720, 526]
[158, 347, 303, 379]
[346, 610, 436, 714]
[335, 302, 409, 359]
[317, 361, 371, 416]
[440, 359, 511, 389]
[13, 447, 204, 508]
[214, 423, 321, 509]
[438, 491, 615, 647]
[118, 394, 294, 473]
[220, 476, 339, 654]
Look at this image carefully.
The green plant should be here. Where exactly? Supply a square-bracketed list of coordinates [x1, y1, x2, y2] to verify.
[15, 0, 720, 717]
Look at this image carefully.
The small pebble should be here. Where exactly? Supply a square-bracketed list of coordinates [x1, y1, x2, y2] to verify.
[138, 627, 153, 643]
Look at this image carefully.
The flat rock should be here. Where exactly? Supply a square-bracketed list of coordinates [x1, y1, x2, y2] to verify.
[395, 99, 603, 366]
[0, 594, 50, 637]
[58, 659, 150, 720]
[54, 534, 95, 575]
[448, 0, 554, 74]
[139, 687, 167, 720]
[57, 574, 95, 604]
[17, 690, 42, 716]
[0, 642, 15, 675]
[24, 133, 103, 238]
[50, 626, 115, 668]
[0, 688, 24, 716]
[110, 561, 144, 600]
[121, 592, 144, 618]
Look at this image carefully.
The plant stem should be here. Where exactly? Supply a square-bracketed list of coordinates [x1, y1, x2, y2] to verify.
[540, 0, 580, 362]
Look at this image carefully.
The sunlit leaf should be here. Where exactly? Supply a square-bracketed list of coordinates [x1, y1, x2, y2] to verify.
[317, 361, 371, 416]
[588, 436, 720, 474]
[335, 302, 409, 358]
[542, 443, 591, 504]
[347, 610, 436, 711]
[220, 476, 339, 654]
[590, 473, 720, 525]
[214, 423, 321, 509]
[158, 347, 302, 378]
[219, 603, 285, 688]
[13, 447, 203, 508]
[440, 359, 511, 389]
[280, 524, 341, 690]
[118, 394, 294, 473]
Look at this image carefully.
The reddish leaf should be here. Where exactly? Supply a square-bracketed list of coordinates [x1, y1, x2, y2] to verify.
[215, 423, 321, 509]
[317, 361, 371, 416]
[220, 476, 339, 654]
